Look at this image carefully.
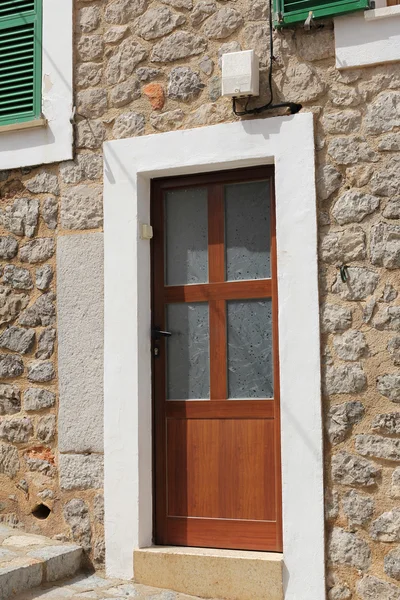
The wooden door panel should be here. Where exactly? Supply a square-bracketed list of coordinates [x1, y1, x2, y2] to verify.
[166, 518, 279, 552]
[166, 400, 275, 419]
[152, 167, 282, 552]
[167, 418, 276, 521]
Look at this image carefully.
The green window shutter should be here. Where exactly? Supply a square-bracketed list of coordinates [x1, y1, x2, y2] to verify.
[274, 0, 371, 27]
[0, 0, 42, 126]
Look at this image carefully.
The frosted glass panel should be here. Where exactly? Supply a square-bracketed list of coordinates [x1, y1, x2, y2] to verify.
[165, 187, 208, 285]
[166, 303, 210, 400]
[225, 180, 271, 281]
[227, 299, 273, 399]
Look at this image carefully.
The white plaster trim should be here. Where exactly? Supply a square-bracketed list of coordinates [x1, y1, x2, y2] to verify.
[334, 7, 400, 68]
[0, 0, 73, 170]
[103, 114, 325, 600]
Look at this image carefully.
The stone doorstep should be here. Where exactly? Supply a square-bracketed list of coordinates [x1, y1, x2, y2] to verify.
[0, 525, 82, 598]
[134, 546, 284, 600]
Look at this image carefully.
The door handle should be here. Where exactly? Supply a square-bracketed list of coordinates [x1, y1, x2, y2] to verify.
[152, 326, 172, 339]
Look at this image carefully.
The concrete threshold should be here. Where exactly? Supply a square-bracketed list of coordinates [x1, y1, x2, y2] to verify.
[134, 546, 284, 600]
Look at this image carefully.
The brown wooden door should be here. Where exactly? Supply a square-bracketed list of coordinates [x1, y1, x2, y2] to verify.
[152, 166, 282, 552]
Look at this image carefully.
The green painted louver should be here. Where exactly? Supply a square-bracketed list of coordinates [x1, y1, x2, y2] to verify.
[0, 0, 35, 19]
[0, 0, 41, 126]
[274, 0, 371, 27]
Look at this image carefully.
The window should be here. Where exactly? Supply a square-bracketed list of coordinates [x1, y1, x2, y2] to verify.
[0, 0, 73, 171]
[0, 0, 42, 127]
[274, 0, 371, 27]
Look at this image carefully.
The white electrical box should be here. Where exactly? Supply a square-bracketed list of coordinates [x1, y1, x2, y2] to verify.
[221, 50, 259, 98]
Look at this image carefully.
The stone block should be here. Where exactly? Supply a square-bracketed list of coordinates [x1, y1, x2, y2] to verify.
[78, 6, 100, 32]
[27, 361, 55, 383]
[331, 451, 380, 487]
[0, 561, 43, 598]
[371, 222, 400, 269]
[28, 545, 82, 582]
[104, 25, 128, 43]
[110, 79, 140, 108]
[385, 548, 400, 581]
[36, 265, 53, 291]
[356, 434, 400, 462]
[333, 330, 367, 361]
[332, 190, 379, 225]
[77, 34, 104, 61]
[0, 286, 29, 326]
[324, 364, 366, 395]
[328, 527, 370, 570]
[0, 327, 35, 354]
[0, 237, 18, 259]
[0, 443, 20, 478]
[25, 172, 59, 196]
[59, 454, 103, 490]
[202, 7, 242, 39]
[57, 233, 103, 453]
[151, 31, 208, 62]
[320, 228, 366, 264]
[112, 112, 145, 139]
[321, 304, 352, 333]
[384, 198, 400, 219]
[137, 7, 185, 40]
[192, 1, 216, 26]
[328, 137, 378, 165]
[3, 265, 33, 290]
[76, 89, 107, 119]
[76, 62, 103, 88]
[24, 388, 55, 411]
[392, 468, 400, 498]
[372, 413, 400, 435]
[342, 490, 374, 526]
[168, 67, 204, 101]
[42, 197, 58, 230]
[370, 157, 400, 196]
[374, 307, 400, 332]
[105, 38, 147, 85]
[105, 0, 148, 24]
[20, 239, 55, 264]
[76, 120, 105, 149]
[316, 164, 342, 201]
[36, 328, 56, 360]
[63, 498, 92, 551]
[61, 185, 103, 230]
[377, 374, 400, 402]
[332, 267, 379, 301]
[0, 354, 24, 378]
[322, 110, 361, 134]
[37, 415, 56, 443]
[370, 508, 400, 542]
[150, 109, 185, 132]
[357, 575, 400, 600]
[0, 385, 20, 415]
[0, 417, 33, 444]
[326, 401, 364, 445]
[365, 91, 400, 134]
[1, 198, 39, 238]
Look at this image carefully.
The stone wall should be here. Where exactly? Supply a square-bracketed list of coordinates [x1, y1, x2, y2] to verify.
[0, 0, 399, 595]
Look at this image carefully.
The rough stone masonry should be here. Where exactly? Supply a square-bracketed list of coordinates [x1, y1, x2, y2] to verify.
[0, 0, 399, 597]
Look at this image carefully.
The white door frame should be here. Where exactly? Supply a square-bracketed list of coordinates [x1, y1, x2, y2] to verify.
[103, 114, 325, 600]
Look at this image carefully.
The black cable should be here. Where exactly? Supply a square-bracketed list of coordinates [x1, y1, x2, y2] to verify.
[232, 0, 302, 117]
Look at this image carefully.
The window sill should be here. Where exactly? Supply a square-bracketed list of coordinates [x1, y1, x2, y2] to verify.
[365, 4, 400, 20]
[0, 118, 47, 134]
[334, 6, 400, 68]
